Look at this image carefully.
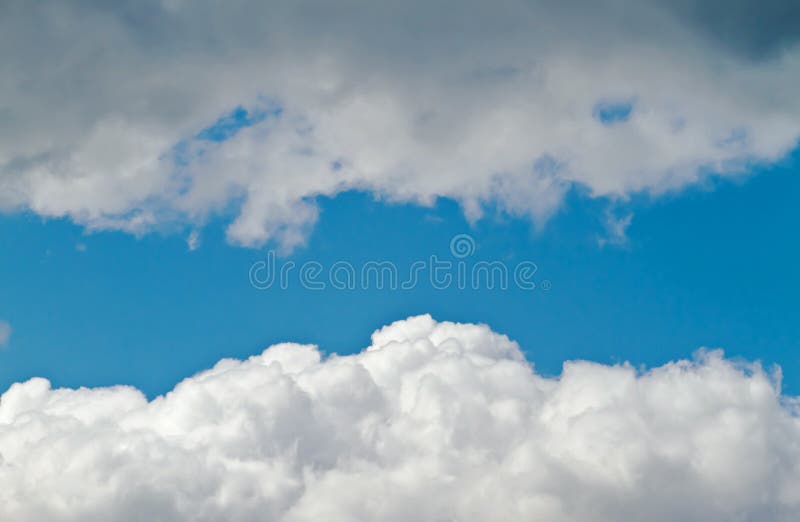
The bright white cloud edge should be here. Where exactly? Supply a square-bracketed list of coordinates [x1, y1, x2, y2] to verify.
[1, 314, 798, 521]
[1, 1, 800, 250]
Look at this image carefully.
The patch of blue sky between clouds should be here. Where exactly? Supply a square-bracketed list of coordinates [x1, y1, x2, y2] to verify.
[195, 102, 282, 143]
[593, 99, 634, 125]
[171, 100, 284, 166]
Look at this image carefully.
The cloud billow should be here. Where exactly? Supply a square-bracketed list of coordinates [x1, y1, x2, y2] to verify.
[1, 315, 798, 521]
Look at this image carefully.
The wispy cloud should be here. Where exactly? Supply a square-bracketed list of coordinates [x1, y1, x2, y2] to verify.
[0, 321, 11, 347]
[186, 230, 201, 252]
[598, 210, 634, 248]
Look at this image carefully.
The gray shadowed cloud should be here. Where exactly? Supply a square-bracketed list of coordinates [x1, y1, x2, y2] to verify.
[662, 0, 800, 59]
[0, 0, 799, 249]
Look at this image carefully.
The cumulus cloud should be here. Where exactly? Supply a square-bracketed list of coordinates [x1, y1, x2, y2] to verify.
[1, 1, 799, 248]
[1, 314, 799, 521]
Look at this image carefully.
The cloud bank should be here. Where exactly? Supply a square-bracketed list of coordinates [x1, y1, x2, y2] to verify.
[1, 315, 799, 521]
[1, 1, 800, 248]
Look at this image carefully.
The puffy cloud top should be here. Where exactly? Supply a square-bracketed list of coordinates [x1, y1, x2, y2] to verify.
[1, 314, 799, 521]
[1, 1, 800, 248]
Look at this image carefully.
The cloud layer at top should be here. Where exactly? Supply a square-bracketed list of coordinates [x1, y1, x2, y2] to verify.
[1, 0, 800, 248]
[1, 314, 799, 521]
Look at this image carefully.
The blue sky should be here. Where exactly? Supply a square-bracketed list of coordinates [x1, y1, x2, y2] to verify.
[2, 146, 798, 397]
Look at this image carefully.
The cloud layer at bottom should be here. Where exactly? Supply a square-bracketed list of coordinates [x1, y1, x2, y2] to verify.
[1, 315, 798, 521]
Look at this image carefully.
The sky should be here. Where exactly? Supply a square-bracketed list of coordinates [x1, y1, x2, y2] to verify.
[2, 154, 800, 398]
[2, 1, 800, 521]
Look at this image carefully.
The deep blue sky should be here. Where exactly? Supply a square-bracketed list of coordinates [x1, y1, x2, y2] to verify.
[1, 149, 798, 397]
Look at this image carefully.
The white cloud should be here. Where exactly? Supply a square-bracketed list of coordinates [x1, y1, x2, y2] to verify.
[598, 210, 634, 247]
[1, 314, 799, 521]
[186, 230, 201, 251]
[1, 1, 799, 249]
[0, 321, 10, 347]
